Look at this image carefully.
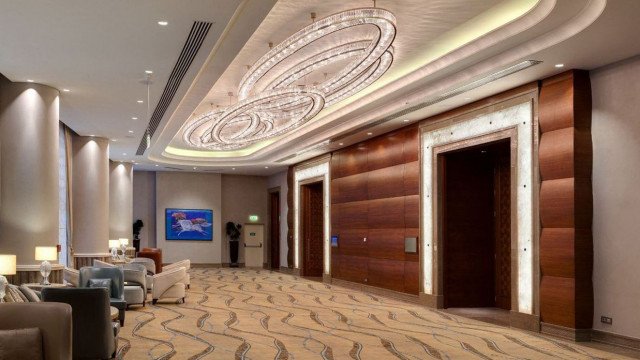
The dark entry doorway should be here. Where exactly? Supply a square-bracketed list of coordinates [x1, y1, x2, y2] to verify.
[301, 181, 324, 277]
[441, 139, 511, 310]
[269, 190, 280, 270]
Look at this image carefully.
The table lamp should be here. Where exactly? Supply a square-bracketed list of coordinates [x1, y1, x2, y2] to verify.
[109, 239, 120, 260]
[119, 238, 129, 260]
[35, 246, 57, 285]
[0, 254, 17, 300]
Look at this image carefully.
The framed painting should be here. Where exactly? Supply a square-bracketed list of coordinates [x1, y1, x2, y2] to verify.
[165, 208, 213, 241]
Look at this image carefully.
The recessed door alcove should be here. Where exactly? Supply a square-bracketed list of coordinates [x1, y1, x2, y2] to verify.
[441, 140, 511, 310]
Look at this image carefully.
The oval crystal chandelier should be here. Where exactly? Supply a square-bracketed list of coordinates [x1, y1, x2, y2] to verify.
[183, 7, 396, 150]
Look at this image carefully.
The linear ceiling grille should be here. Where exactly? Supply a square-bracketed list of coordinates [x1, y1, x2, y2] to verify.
[137, 21, 212, 155]
[331, 60, 542, 143]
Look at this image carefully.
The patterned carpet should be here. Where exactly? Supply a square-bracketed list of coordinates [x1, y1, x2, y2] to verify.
[117, 268, 632, 359]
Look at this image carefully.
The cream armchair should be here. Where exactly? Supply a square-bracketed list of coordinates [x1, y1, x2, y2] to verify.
[163, 260, 191, 289]
[63, 267, 79, 287]
[151, 267, 186, 304]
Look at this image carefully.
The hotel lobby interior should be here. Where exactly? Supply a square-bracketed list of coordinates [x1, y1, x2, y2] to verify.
[1, 0, 640, 359]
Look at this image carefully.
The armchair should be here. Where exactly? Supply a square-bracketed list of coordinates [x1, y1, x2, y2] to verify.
[42, 287, 119, 359]
[163, 259, 191, 289]
[79, 267, 126, 326]
[138, 247, 163, 273]
[0, 302, 72, 360]
[131, 257, 156, 292]
[63, 267, 79, 287]
[121, 263, 147, 308]
[152, 266, 186, 304]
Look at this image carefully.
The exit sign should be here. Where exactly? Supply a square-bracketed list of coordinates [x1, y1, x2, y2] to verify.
[249, 215, 259, 222]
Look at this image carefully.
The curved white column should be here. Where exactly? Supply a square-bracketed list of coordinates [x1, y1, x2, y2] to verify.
[0, 79, 60, 265]
[109, 161, 133, 240]
[72, 136, 109, 256]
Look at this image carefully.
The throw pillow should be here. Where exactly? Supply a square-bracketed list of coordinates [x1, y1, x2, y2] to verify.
[19, 285, 41, 302]
[88, 278, 112, 290]
[0, 328, 43, 360]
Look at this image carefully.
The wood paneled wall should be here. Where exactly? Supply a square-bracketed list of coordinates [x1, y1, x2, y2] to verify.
[330, 125, 420, 294]
[539, 70, 593, 330]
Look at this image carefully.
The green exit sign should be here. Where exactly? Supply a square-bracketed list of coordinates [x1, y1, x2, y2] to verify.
[249, 215, 259, 222]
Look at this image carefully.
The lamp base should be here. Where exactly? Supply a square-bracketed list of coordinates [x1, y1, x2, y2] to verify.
[40, 260, 52, 285]
[0, 275, 7, 300]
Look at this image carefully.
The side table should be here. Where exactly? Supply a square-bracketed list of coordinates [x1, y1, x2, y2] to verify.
[23, 283, 68, 291]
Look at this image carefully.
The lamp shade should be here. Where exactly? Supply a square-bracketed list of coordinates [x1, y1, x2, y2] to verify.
[109, 240, 120, 249]
[35, 246, 57, 261]
[119, 238, 129, 246]
[0, 255, 17, 275]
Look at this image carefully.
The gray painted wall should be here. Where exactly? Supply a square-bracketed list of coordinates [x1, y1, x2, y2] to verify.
[591, 55, 640, 340]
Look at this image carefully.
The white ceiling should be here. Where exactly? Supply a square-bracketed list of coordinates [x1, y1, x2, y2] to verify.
[2, 0, 640, 176]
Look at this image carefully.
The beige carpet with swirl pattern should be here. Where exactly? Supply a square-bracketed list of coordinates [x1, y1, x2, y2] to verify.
[116, 269, 634, 359]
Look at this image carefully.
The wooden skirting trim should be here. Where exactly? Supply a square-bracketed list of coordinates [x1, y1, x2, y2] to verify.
[191, 263, 224, 268]
[419, 292, 444, 308]
[541, 322, 592, 342]
[591, 329, 640, 350]
[278, 266, 295, 275]
[220, 263, 246, 268]
[330, 278, 421, 305]
[510, 311, 540, 332]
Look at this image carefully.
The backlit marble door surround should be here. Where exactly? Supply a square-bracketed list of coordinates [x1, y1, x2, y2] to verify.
[419, 90, 540, 331]
[292, 155, 331, 280]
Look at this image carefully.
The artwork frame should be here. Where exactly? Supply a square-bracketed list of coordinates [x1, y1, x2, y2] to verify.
[165, 208, 213, 241]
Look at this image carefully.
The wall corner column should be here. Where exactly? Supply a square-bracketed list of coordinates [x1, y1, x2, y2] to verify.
[539, 69, 593, 340]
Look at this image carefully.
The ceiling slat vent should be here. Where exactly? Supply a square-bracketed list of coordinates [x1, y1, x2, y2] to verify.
[137, 21, 213, 155]
[331, 60, 542, 143]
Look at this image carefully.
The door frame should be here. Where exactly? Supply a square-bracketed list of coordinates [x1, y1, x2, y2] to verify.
[268, 187, 281, 270]
[439, 137, 512, 309]
[420, 89, 540, 329]
[299, 178, 324, 277]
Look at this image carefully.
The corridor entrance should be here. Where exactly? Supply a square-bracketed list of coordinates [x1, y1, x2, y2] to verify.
[300, 181, 324, 277]
[441, 139, 511, 311]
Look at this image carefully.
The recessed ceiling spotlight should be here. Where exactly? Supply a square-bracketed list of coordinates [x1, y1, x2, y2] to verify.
[27, 79, 34, 83]
[137, 100, 143, 103]
[193, 167, 197, 170]
[89, 134, 95, 137]
[232, 167, 236, 170]
[145, 70, 153, 74]
[62, 89, 70, 92]
[555, 63, 564, 68]
[367, 132, 373, 136]
[265, 166, 269, 169]
[158, 21, 168, 26]
[123, 153, 127, 156]
[132, 117, 138, 120]
[111, 139, 117, 142]
[338, 142, 344, 146]
[128, 130, 134, 133]
[403, 119, 409, 122]
[155, 164, 159, 167]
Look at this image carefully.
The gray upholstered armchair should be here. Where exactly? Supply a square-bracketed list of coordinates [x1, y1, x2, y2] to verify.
[121, 262, 147, 308]
[79, 266, 126, 326]
[131, 257, 156, 292]
[42, 287, 119, 359]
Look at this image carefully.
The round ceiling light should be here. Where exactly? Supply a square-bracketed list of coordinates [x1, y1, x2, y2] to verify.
[182, 7, 396, 151]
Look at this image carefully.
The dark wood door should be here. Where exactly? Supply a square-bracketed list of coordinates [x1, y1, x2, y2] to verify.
[494, 147, 511, 310]
[302, 182, 324, 277]
[269, 191, 280, 270]
[442, 140, 511, 309]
